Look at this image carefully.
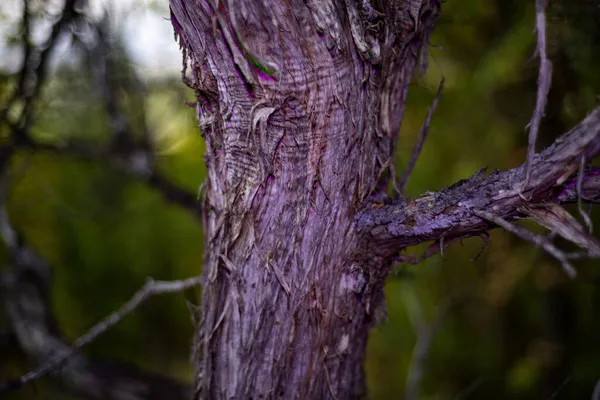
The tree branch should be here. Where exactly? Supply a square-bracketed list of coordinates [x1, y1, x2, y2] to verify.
[0, 264, 195, 399]
[0, 163, 197, 398]
[0, 5, 202, 396]
[15, 134, 201, 218]
[0, 272, 201, 396]
[0, 5, 201, 220]
[356, 107, 600, 261]
[523, 0, 553, 190]
[1, 0, 80, 133]
[473, 209, 578, 278]
[398, 77, 445, 197]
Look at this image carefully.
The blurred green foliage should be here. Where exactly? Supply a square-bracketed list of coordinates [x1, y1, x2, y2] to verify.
[1, 0, 599, 399]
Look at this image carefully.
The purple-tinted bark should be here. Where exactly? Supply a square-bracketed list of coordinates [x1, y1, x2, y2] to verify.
[169, 0, 438, 398]
[356, 109, 600, 256]
[168, 1, 600, 398]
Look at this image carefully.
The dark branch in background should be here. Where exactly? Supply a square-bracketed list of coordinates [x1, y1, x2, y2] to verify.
[398, 77, 445, 197]
[474, 209, 577, 278]
[1, 0, 80, 135]
[357, 107, 600, 275]
[81, 18, 201, 217]
[0, 1, 201, 398]
[13, 0, 31, 100]
[524, 0, 553, 190]
[0, 166, 194, 399]
[12, 129, 201, 218]
[88, 16, 136, 150]
[1, 266, 201, 397]
[0, 1, 200, 219]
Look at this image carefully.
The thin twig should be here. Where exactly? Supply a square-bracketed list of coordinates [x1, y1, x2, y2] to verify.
[469, 233, 490, 262]
[0, 275, 202, 394]
[577, 155, 593, 232]
[394, 235, 463, 267]
[518, 203, 600, 257]
[0, 163, 192, 398]
[439, 228, 453, 259]
[398, 77, 445, 197]
[473, 209, 577, 278]
[523, 0, 553, 192]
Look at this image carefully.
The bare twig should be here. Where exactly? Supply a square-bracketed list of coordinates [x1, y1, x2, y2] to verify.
[518, 203, 600, 256]
[523, 0, 553, 192]
[394, 235, 462, 267]
[473, 209, 577, 278]
[470, 232, 490, 262]
[398, 77, 445, 197]
[0, 275, 202, 394]
[0, 165, 193, 398]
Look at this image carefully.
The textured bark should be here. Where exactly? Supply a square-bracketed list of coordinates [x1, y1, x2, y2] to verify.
[168, 1, 600, 399]
[169, 0, 439, 398]
[356, 108, 600, 257]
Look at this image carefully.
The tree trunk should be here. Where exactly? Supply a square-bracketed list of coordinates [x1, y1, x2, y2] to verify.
[168, 1, 439, 398]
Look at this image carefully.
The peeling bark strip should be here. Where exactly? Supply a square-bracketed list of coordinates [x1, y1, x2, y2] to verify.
[169, 0, 439, 398]
[168, 0, 599, 399]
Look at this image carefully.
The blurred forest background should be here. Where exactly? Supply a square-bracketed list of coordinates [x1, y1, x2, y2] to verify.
[1, 0, 599, 399]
